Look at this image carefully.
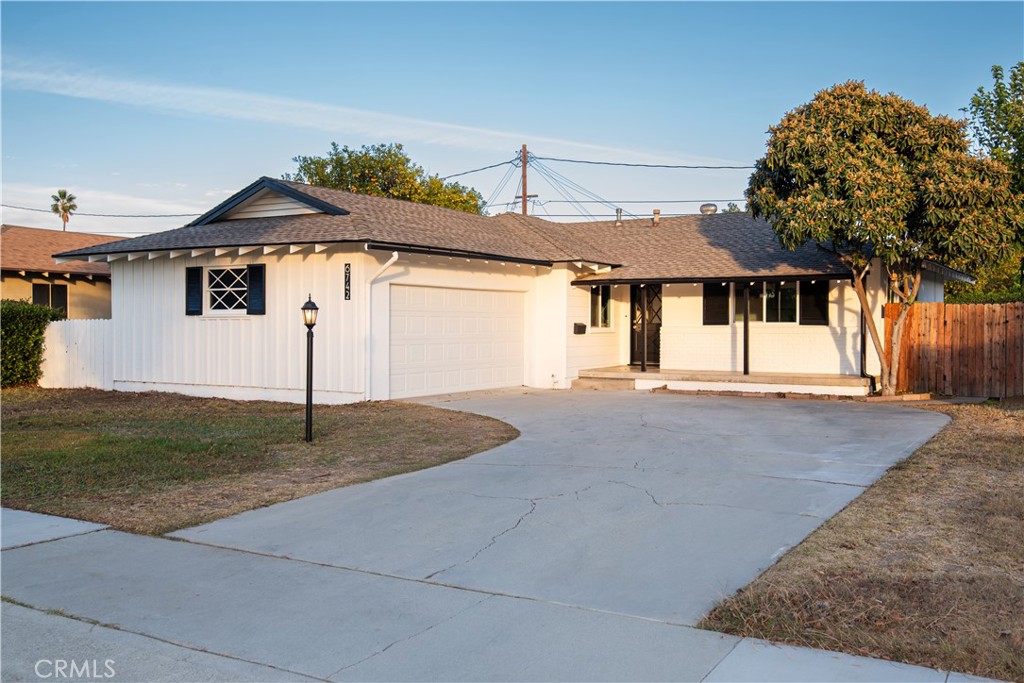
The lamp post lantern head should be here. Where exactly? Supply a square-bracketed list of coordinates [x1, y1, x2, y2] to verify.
[301, 295, 319, 329]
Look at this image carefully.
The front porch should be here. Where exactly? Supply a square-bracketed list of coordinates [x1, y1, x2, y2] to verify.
[573, 366, 872, 397]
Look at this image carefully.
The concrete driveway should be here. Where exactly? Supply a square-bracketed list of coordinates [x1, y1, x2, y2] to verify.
[2, 390, 963, 682]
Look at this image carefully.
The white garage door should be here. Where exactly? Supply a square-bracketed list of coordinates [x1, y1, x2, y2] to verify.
[390, 285, 525, 399]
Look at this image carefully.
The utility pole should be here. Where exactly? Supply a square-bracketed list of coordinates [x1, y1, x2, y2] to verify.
[521, 144, 528, 216]
[514, 144, 537, 216]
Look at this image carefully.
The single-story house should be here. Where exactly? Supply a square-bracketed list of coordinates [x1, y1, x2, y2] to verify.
[53, 176, 965, 402]
[2, 225, 118, 319]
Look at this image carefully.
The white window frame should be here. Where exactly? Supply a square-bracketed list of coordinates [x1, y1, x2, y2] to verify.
[590, 285, 612, 329]
[205, 266, 249, 315]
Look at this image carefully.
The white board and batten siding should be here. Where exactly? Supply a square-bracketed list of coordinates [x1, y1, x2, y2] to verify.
[389, 285, 525, 399]
[107, 248, 369, 404]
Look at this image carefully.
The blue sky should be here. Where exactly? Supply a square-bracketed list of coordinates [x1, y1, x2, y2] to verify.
[2, 1, 1022, 235]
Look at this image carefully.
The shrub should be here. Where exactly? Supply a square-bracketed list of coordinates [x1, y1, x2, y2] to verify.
[1, 299, 65, 387]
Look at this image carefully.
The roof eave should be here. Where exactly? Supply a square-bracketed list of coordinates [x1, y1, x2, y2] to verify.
[923, 259, 976, 285]
[572, 272, 854, 286]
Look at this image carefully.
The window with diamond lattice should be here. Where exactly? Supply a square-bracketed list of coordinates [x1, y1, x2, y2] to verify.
[208, 268, 248, 311]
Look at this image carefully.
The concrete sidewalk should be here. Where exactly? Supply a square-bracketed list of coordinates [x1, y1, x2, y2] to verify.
[0, 391, 999, 682]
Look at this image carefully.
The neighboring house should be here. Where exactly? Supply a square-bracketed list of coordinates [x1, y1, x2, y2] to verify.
[53, 177, 965, 402]
[1, 225, 118, 319]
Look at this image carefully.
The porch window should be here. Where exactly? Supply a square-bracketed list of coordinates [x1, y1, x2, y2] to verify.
[702, 283, 730, 325]
[32, 283, 68, 314]
[185, 264, 266, 316]
[766, 282, 797, 323]
[590, 285, 611, 328]
[735, 284, 764, 322]
[799, 280, 829, 325]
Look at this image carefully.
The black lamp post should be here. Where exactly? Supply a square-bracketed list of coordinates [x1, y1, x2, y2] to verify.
[301, 295, 319, 442]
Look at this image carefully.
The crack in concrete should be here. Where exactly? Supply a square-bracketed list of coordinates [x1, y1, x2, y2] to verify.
[327, 595, 494, 677]
[607, 480, 664, 507]
[424, 483, 597, 581]
[442, 489, 532, 503]
[423, 500, 538, 580]
[755, 473, 867, 489]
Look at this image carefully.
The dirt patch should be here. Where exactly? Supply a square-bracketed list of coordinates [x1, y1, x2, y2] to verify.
[2, 388, 518, 534]
[699, 400, 1024, 682]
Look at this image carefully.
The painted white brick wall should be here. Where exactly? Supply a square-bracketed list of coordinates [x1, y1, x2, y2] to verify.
[660, 279, 874, 376]
[566, 281, 623, 379]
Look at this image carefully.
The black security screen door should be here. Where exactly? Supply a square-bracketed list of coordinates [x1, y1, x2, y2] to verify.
[630, 284, 662, 369]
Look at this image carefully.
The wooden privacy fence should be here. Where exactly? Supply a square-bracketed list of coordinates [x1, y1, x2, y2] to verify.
[884, 302, 1024, 398]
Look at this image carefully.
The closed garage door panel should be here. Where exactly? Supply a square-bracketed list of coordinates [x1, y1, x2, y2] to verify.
[390, 285, 525, 399]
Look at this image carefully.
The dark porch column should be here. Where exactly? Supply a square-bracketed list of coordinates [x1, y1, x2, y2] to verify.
[743, 284, 750, 375]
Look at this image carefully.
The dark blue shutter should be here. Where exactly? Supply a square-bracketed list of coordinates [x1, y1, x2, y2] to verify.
[246, 264, 266, 315]
[185, 267, 203, 316]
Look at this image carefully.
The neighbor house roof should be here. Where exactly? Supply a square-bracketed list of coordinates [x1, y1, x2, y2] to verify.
[1, 225, 119, 277]
[53, 177, 852, 281]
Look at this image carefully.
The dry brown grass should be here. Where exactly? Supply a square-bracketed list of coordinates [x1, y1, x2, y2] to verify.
[700, 399, 1024, 682]
[2, 387, 518, 534]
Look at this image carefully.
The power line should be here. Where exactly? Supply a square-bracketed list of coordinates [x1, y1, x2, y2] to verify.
[2, 204, 199, 218]
[536, 199, 746, 205]
[533, 155, 754, 170]
[439, 158, 517, 180]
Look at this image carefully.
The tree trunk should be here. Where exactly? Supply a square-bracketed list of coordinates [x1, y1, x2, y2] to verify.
[883, 271, 922, 396]
[851, 268, 888, 393]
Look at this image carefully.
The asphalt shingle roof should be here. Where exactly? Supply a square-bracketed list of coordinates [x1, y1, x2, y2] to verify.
[564, 213, 851, 282]
[54, 178, 850, 281]
[1, 225, 118, 276]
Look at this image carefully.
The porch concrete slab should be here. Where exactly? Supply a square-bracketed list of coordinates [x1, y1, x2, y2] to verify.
[1, 508, 107, 549]
[1, 602, 315, 682]
[1, 530, 487, 680]
[703, 638, 948, 682]
[334, 595, 738, 682]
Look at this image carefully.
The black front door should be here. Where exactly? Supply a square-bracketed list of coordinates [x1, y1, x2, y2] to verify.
[630, 284, 662, 369]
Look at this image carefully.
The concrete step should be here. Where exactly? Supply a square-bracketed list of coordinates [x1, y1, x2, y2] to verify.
[571, 377, 636, 391]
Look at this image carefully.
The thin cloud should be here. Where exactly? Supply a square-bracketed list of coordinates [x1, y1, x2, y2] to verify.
[3, 57, 731, 165]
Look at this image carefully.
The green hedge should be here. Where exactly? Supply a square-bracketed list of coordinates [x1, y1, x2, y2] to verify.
[1, 299, 66, 387]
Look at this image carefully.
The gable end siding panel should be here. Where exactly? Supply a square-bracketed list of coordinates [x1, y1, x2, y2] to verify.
[222, 190, 319, 220]
[389, 285, 525, 399]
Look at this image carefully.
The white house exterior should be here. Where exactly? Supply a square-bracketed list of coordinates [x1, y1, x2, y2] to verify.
[52, 177, 964, 402]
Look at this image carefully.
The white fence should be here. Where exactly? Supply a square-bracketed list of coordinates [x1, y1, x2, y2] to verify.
[40, 319, 114, 390]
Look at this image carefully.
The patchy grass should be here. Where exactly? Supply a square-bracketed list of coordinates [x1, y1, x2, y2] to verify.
[1, 387, 518, 534]
[699, 399, 1024, 682]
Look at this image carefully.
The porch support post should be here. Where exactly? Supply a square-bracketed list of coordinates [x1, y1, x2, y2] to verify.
[640, 284, 648, 373]
[743, 285, 750, 375]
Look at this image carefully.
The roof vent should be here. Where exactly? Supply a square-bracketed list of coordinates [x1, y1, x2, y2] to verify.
[615, 208, 623, 227]
[700, 203, 718, 215]
[652, 209, 661, 226]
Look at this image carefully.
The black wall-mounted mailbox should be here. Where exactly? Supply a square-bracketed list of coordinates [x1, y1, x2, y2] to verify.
[573, 323, 587, 335]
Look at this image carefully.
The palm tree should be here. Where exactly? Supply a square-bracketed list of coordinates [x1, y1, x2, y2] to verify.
[51, 189, 77, 231]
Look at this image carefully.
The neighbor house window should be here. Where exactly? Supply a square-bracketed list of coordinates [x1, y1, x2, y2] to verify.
[735, 284, 764, 322]
[799, 280, 829, 325]
[185, 264, 265, 316]
[766, 282, 797, 323]
[702, 283, 730, 325]
[32, 283, 68, 314]
[590, 285, 611, 328]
